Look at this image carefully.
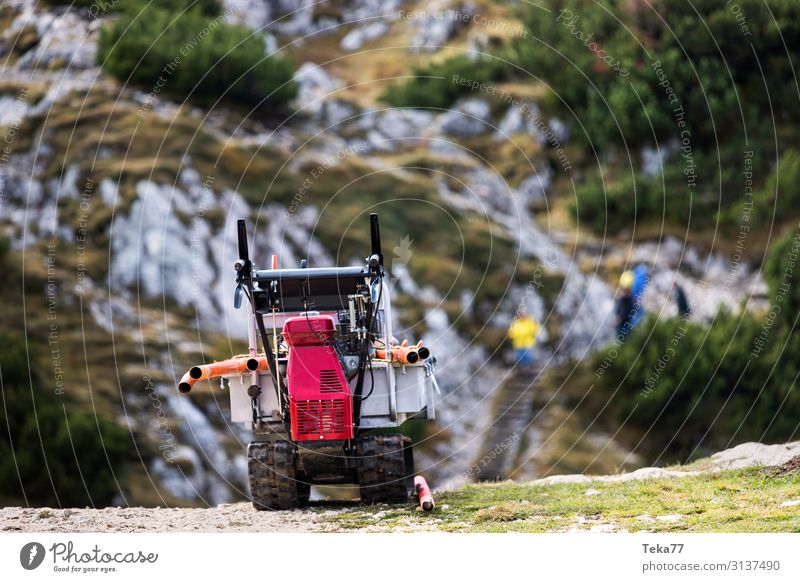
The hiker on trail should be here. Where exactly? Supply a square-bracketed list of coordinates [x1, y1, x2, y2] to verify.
[673, 282, 690, 317]
[507, 307, 540, 369]
[615, 270, 635, 340]
[629, 263, 649, 327]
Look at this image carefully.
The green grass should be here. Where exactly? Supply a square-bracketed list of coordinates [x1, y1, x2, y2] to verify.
[323, 467, 800, 532]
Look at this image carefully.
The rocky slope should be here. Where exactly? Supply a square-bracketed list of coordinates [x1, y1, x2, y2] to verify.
[0, 0, 768, 506]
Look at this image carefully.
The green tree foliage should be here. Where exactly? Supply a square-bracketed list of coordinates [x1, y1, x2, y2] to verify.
[762, 224, 800, 322]
[0, 334, 131, 507]
[97, 4, 296, 109]
[510, 0, 800, 149]
[380, 55, 508, 109]
[595, 228, 800, 461]
[749, 150, 800, 227]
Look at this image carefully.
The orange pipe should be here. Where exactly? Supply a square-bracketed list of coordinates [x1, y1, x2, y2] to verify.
[415, 475, 434, 511]
[178, 356, 268, 393]
[375, 341, 430, 365]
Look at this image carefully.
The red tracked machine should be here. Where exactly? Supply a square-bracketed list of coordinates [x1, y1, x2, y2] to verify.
[178, 214, 437, 509]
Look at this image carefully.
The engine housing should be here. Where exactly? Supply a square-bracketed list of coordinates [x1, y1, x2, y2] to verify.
[283, 315, 354, 441]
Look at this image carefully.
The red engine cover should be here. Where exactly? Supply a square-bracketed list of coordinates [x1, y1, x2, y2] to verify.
[284, 315, 354, 441]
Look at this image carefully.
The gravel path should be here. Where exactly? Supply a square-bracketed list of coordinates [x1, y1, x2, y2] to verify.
[0, 504, 339, 533]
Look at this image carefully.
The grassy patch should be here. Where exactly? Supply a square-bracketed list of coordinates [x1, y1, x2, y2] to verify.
[323, 467, 800, 532]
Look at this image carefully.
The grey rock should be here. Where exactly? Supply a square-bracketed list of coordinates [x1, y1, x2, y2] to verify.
[641, 137, 680, 177]
[495, 102, 546, 143]
[439, 98, 491, 138]
[359, 108, 435, 150]
[340, 21, 388, 52]
[16, 10, 98, 71]
[517, 166, 553, 205]
[222, 0, 272, 30]
[408, 1, 475, 53]
[343, 0, 403, 20]
[293, 62, 342, 115]
[548, 117, 570, 144]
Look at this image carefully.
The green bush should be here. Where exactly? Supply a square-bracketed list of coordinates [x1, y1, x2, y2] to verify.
[572, 174, 640, 233]
[380, 55, 508, 109]
[97, 5, 296, 109]
[750, 150, 800, 227]
[0, 236, 10, 261]
[595, 310, 778, 462]
[571, 163, 696, 233]
[41, 0, 220, 16]
[0, 333, 131, 506]
[762, 224, 800, 323]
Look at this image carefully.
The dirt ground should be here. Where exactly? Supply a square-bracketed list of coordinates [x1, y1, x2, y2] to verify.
[0, 504, 339, 533]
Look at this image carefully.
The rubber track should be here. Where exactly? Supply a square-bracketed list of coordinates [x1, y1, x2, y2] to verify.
[357, 434, 413, 504]
[247, 440, 299, 510]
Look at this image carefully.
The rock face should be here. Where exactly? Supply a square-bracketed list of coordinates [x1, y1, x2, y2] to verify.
[293, 62, 343, 115]
[340, 21, 388, 52]
[529, 440, 800, 487]
[2, 1, 99, 70]
[439, 98, 492, 137]
[407, 1, 475, 52]
[357, 108, 436, 151]
[495, 102, 547, 143]
[222, 0, 272, 30]
[709, 441, 800, 470]
[517, 167, 553, 206]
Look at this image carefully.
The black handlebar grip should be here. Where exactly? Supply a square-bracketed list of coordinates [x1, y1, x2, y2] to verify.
[369, 213, 383, 267]
[237, 219, 249, 262]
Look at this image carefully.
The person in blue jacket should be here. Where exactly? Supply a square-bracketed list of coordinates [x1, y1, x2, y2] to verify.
[629, 264, 649, 327]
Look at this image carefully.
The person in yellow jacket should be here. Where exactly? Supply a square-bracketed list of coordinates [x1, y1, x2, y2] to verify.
[507, 306, 541, 368]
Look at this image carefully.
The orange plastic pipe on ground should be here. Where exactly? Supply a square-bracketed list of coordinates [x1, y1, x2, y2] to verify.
[414, 475, 434, 511]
